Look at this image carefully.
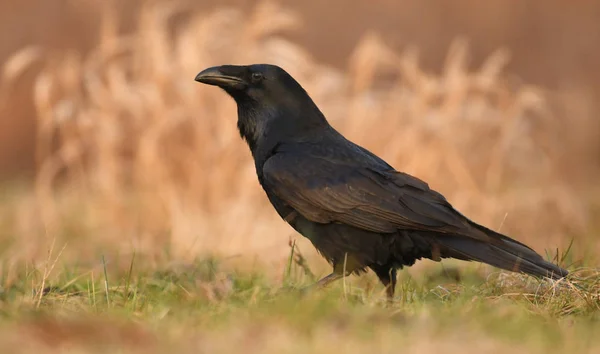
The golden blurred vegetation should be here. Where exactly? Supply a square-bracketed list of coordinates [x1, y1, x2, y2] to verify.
[0, 0, 599, 269]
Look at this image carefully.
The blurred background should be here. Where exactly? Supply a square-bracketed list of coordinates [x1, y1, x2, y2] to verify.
[1, 0, 599, 273]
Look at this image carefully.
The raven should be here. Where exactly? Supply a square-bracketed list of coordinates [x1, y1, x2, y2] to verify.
[195, 64, 568, 300]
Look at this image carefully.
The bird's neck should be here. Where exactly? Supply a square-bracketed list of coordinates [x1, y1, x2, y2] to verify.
[236, 101, 329, 170]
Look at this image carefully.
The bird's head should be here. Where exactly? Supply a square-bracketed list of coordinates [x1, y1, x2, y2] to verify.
[195, 64, 308, 106]
[195, 64, 327, 152]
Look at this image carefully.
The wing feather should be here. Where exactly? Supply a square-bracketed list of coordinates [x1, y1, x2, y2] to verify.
[262, 153, 481, 238]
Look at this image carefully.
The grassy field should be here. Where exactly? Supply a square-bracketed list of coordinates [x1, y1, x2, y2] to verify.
[1, 1, 599, 352]
[0, 247, 599, 353]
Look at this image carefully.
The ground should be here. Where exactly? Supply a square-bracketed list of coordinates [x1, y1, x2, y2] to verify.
[0, 243, 598, 353]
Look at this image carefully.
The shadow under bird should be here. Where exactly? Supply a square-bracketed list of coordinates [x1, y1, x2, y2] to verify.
[194, 63, 568, 300]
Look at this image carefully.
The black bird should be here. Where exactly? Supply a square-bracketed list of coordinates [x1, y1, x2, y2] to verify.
[194, 64, 568, 300]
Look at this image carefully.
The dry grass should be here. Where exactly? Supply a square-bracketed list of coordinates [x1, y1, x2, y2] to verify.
[0, 2, 599, 352]
[1, 1, 593, 266]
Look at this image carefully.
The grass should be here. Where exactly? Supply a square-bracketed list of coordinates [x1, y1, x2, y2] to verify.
[0, 248, 598, 353]
[0, 1, 599, 352]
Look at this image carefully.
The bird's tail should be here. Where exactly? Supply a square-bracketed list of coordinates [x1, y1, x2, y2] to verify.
[433, 224, 568, 280]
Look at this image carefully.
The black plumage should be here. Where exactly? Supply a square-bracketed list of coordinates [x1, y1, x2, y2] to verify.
[194, 64, 568, 300]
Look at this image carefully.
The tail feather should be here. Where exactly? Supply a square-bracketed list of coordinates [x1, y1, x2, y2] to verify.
[433, 234, 568, 280]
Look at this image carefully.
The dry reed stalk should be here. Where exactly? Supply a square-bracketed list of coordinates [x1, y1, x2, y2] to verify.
[0, 0, 591, 267]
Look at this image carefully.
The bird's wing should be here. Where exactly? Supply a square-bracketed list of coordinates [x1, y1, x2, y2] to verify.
[262, 152, 480, 237]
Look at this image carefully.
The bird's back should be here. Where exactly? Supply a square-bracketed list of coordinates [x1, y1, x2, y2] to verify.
[270, 125, 394, 171]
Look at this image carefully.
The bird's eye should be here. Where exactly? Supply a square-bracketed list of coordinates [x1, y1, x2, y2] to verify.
[251, 72, 264, 83]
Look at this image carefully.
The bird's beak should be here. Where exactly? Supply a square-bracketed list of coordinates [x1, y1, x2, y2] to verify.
[194, 66, 246, 89]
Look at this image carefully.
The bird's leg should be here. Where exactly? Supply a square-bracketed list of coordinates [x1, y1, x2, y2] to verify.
[372, 267, 397, 303]
[386, 269, 397, 303]
[380, 276, 396, 303]
[300, 272, 343, 295]
[316, 272, 344, 288]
